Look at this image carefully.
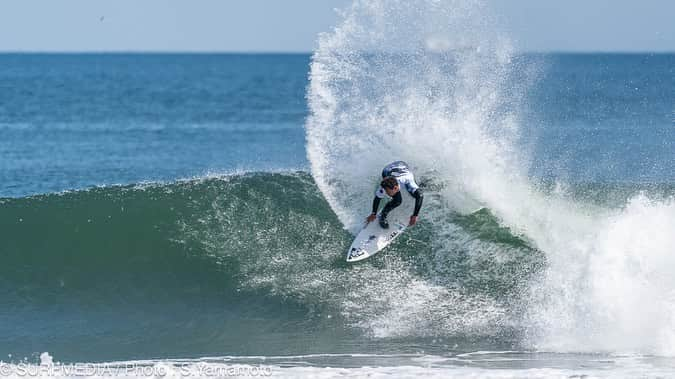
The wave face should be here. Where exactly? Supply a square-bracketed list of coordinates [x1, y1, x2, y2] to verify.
[0, 172, 542, 361]
[306, 0, 675, 355]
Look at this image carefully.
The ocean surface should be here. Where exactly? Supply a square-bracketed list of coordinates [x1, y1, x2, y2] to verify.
[1, 2, 674, 378]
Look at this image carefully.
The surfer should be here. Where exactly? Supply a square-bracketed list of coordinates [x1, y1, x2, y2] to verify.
[366, 161, 423, 228]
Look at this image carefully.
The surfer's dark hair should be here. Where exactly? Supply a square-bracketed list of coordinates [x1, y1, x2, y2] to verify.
[381, 177, 398, 189]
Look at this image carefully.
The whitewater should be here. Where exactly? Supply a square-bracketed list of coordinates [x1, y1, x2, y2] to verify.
[307, 0, 675, 357]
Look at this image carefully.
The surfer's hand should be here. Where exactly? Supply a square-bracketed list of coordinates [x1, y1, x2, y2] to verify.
[366, 213, 377, 223]
[409, 215, 418, 226]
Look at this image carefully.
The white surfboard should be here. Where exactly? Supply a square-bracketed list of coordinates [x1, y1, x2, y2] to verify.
[346, 195, 411, 262]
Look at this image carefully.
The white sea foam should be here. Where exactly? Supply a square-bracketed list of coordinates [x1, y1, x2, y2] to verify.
[306, 0, 530, 339]
[306, 0, 675, 354]
[3, 352, 674, 379]
[525, 195, 675, 355]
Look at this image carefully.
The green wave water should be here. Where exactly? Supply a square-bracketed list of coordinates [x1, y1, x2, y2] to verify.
[0, 172, 543, 362]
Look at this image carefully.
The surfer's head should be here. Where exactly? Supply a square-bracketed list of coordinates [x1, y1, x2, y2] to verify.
[381, 176, 400, 196]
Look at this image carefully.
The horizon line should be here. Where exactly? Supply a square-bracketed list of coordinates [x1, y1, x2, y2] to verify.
[0, 50, 673, 55]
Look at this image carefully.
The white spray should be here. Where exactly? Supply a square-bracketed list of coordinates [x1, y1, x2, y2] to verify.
[306, 0, 675, 354]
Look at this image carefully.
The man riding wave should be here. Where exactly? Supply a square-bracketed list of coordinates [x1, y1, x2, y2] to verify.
[366, 161, 423, 228]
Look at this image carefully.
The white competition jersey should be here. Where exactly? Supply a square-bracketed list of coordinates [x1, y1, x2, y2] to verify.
[374, 161, 419, 198]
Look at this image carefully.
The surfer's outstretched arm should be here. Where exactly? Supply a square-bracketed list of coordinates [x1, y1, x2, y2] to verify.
[412, 189, 423, 216]
[372, 196, 382, 214]
[409, 189, 423, 225]
[366, 196, 381, 222]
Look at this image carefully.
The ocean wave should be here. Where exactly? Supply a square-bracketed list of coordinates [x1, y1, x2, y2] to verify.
[0, 172, 541, 361]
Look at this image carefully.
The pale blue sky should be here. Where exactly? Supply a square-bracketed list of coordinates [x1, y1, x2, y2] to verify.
[0, 0, 673, 52]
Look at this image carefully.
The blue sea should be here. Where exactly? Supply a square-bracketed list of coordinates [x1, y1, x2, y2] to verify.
[1, 2, 674, 378]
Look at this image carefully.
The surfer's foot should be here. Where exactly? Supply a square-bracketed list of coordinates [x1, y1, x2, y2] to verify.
[379, 215, 389, 229]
